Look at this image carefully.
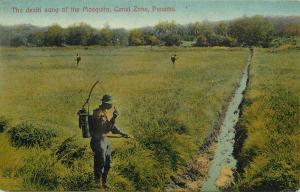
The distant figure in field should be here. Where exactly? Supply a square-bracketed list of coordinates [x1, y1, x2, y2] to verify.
[76, 53, 81, 67]
[171, 54, 178, 67]
[249, 47, 254, 57]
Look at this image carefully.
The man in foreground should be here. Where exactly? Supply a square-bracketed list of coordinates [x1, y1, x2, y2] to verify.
[89, 94, 130, 188]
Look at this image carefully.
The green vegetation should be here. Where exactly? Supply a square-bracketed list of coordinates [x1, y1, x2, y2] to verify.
[235, 49, 300, 191]
[228, 16, 274, 47]
[0, 46, 247, 190]
[8, 123, 57, 148]
[1, 16, 299, 47]
[0, 116, 9, 133]
[18, 148, 94, 191]
[19, 150, 62, 190]
[54, 137, 87, 167]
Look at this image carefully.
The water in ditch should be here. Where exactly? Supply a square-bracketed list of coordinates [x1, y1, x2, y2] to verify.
[201, 51, 252, 192]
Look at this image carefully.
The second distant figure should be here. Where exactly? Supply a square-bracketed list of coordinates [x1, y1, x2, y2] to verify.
[171, 54, 178, 67]
[76, 53, 81, 67]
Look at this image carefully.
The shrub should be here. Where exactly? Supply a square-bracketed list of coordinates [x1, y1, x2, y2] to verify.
[128, 29, 144, 46]
[195, 35, 209, 46]
[60, 160, 95, 191]
[54, 137, 95, 190]
[270, 37, 297, 48]
[162, 34, 181, 46]
[195, 34, 237, 47]
[113, 140, 168, 191]
[8, 122, 56, 148]
[108, 170, 136, 192]
[144, 35, 160, 46]
[19, 145, 95, 190]
[54, 136, 87, 167]
[0, 116, 9, 133]
[19, 150, 63, 190]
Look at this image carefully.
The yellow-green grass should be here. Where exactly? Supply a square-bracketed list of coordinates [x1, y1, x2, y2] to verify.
[0, 46, 248, 190]
[236, 48, 300, 191]
[0, 134, 26, 190]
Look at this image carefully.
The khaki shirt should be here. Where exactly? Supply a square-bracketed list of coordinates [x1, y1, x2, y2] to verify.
[90, 107, 123, 140]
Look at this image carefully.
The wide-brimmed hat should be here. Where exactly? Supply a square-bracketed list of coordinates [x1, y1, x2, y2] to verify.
[101, 94, 112, 105]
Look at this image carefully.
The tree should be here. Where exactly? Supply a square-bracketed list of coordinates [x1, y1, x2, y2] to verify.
[154, 21, 181, 46]
[195, 35, 208, 46]
[199, 23, 214, 37]
[86, 30, 101, 45]
[214, 22, 229, 36]
[99, 25, 113, 46]
[190, 22, 201, 39]
[154, 21, 177, 35]
[27, 32, 45, 47]
[163, 34, 181, 46]
[128, 29, 144, 46]
[111, 28, 128, 46]
[283, 24, 300, 37]
[223, 36, 237, 47]
[144, 35, 160, 46]
[44, 24, 64, 46]
[66, 23, 93, 45]
[229, 16, 274, 47]
[10, 36, 26, 47]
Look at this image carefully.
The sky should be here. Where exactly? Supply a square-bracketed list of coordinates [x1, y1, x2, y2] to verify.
[0, 0, 299, 28]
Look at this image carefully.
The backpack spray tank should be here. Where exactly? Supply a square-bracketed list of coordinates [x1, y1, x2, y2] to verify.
[77, 80, 101, 138]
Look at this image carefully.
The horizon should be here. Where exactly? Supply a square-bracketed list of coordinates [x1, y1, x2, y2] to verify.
[0, 0, 300, 29]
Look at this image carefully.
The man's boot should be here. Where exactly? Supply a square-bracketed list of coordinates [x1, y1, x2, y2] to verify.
[99, 177, 104, 189]
[102, 175, 109, 189]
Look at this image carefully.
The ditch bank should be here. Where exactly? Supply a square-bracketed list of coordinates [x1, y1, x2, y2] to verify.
[167, 48, 253, 192]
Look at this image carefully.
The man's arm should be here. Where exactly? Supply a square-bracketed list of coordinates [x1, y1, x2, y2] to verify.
[108, 108, 130, 138]
[111, 126, 129, 138]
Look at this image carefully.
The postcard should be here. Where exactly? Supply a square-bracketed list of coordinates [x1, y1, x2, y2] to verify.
[0, 0, 299, 191]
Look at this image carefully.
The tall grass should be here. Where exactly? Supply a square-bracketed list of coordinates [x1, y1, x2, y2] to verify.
[54, 136, 87, 167]
[235, 48, 300, 191]
[18, 148, 95, 191]
[0, 134, 27, 190]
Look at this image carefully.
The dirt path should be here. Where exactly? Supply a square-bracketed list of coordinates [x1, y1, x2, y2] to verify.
[167, 49, 253, 192]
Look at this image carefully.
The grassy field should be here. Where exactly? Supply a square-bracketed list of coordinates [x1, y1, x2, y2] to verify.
[235, 48, 300, 191]
[0, 46, 248, 191]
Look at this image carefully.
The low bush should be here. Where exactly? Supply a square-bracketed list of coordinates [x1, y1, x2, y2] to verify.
[0, 116, 9, 133]
[60, 160, 95, 191]
[107, 170, 136, 192]
[19, 147, 95, 190]
[270, 37, 297, 48]
[195, 34, 237, 47]
[113, 140, 168, 191]
[54, 136, 87, 167]
[19, 150, 63, 190]
[8, 122, 56, 148]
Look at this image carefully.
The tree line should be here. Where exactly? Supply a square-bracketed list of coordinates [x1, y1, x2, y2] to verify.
[0, 15, 299, 48]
